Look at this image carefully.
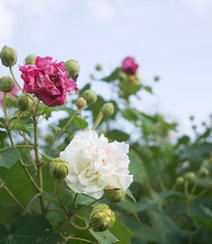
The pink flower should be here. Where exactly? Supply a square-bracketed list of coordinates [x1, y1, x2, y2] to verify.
[121, 56, 139, 75]
[0, 84, 19, 105]
[19, 56, 77, 107]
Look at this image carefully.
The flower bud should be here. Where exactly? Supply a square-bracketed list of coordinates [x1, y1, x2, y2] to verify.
[0, 76, 15, 93]
[185, 172, 195, 182]
[189, 115, 194, 121]
[199, 168, 209, 178]
[82, 90, 97, 105]
[118, 71, 128, 82]
[176, 177, 184, 185]
[89, 204, 115, 232]
[17, 93, 35, 112]
[90, 74, 95, 79]
[65, 60, 80, 78]
[76, 97, 87, 109]
[49, 158, 69, 180]
[0, 45, 17, 67]
[101, 103, 114, 117]
[105, 188, 125, 203]
[25, 54, 36, 65]
[154, 76, 160, 81]
[96, 64, 102, 71]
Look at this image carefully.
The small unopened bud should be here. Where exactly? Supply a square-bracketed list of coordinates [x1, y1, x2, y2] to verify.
[0, 45, 17, 67]
[89, 204, 115, 232]
[192, 125, 197, 130]
[25, 54, 36, 65]
[65, 60, 79, 78]
[82, 90, 97, 105]
[118, 71, 128, 82]
[17, 93, 35, 112]
[76, 97, 87, 109]
[185, 172, 195, 182]
[49, 158, 69, 180]
[154, 76, 160, 81]
[176, 177, 184, 185]
[199, 168, 209, 178]
[90, 74, 95, 79]
[102, 103, 114, 117]
[105, 188, 125, 203]
[96, 64, 102, 71]
[189, 115, 194, 121]
[0, 76, 15, 92]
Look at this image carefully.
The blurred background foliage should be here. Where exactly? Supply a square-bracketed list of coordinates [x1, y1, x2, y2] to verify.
[1, 60, 212, 244]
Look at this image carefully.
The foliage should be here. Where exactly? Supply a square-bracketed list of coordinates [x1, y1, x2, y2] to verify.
[0, 50, 212, 244]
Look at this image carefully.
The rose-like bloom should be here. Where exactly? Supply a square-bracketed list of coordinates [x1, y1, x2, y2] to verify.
[19, 56, 77, 107]
[0, 84, 19, 105]
[121, 56, 139, 75]
[60, 130, 133, 199]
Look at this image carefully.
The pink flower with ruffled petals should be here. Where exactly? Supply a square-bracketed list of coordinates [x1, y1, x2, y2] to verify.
[19, 56, 77, 107]
[121, 56, 139, 75]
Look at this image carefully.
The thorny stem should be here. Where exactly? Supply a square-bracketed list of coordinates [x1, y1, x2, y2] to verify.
[47, 109, 79, 154]
[9, 66, 22, 91]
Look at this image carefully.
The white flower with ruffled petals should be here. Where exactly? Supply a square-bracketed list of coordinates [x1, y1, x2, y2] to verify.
[60, 130, 133, 199]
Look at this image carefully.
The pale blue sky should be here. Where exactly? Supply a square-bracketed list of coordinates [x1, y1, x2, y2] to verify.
[0, 0, 212, 136]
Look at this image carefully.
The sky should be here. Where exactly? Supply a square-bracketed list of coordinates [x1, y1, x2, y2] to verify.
[0, 0, 212, 136]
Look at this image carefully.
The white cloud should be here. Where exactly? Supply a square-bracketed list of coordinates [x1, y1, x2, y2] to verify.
[0, 0, 15, 45]
[86, 0, 115, 20]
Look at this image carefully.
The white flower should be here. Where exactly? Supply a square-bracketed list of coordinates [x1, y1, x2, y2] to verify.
[60, 130, 133, 199]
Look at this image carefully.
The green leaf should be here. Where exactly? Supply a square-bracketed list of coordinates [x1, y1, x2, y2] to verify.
[40, 154, 54, 164]
[0, 215, 63, 244]
[79, 83, 91, 95]
[107, 130, 130, 142]
[110, 218, 133, 244]
[128, 149, 148, 183]
[0, 131, 7, 148]
[0, 148, 21, 169]
[126, 189, 136, 202]
[101, 68, 120, 83]
[11, 117, 33, 136]
[72, 116, 88, 129]
[143, 86, 153, 94]
[89, 229, 119, 244]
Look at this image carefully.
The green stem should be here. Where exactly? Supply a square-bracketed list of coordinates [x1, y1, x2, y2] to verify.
[65, 236, 98, 244]
[184, 180, 192, 244]
[23, 193, 42, 215]
[3, 95, 40, 192]
[193, 188, 208, 200]
[171, 182, 177, 191]
[47, 109, 79, 154]
[0, 145, 34, 151]
[69, 219, 89, 230]
[3, 185, 25, 210]
[10, 112, 23, 129]
[9, 66, 22, 91]
[92, 111, 104, 130]
[71, 196, 106, 216]
[69, 193, 78, 212]
[33, 114, 45, 214]
[54, 181, 69, 216]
